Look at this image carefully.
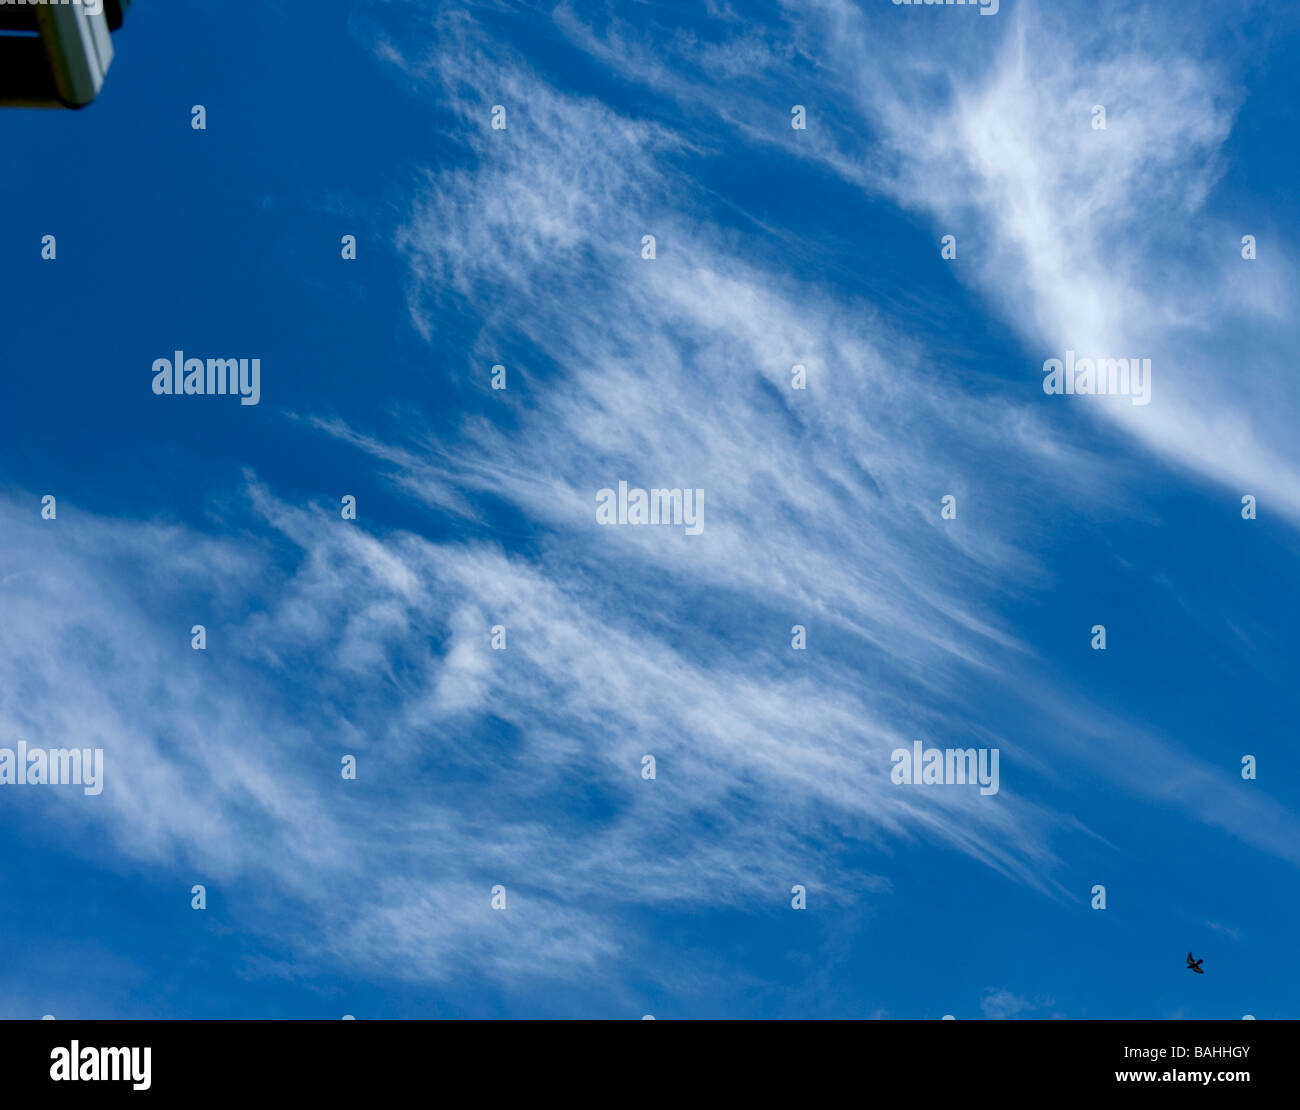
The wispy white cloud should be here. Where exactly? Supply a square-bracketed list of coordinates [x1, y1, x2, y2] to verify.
[981, 986, 1054, 1020]
[0, 481, 1057, 999]
[555, 0, 1300, 518]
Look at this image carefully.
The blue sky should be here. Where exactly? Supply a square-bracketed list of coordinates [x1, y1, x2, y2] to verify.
[1, 0, 1298, 1019]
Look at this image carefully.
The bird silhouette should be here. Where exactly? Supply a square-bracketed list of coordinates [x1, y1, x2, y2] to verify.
[1186, 952, 1204, 974]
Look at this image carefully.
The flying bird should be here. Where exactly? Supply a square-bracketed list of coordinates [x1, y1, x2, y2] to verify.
[1186, 952, 1204, 974]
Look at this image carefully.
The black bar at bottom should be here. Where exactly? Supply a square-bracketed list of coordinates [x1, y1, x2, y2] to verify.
[0, 1018, 1289, 1098]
